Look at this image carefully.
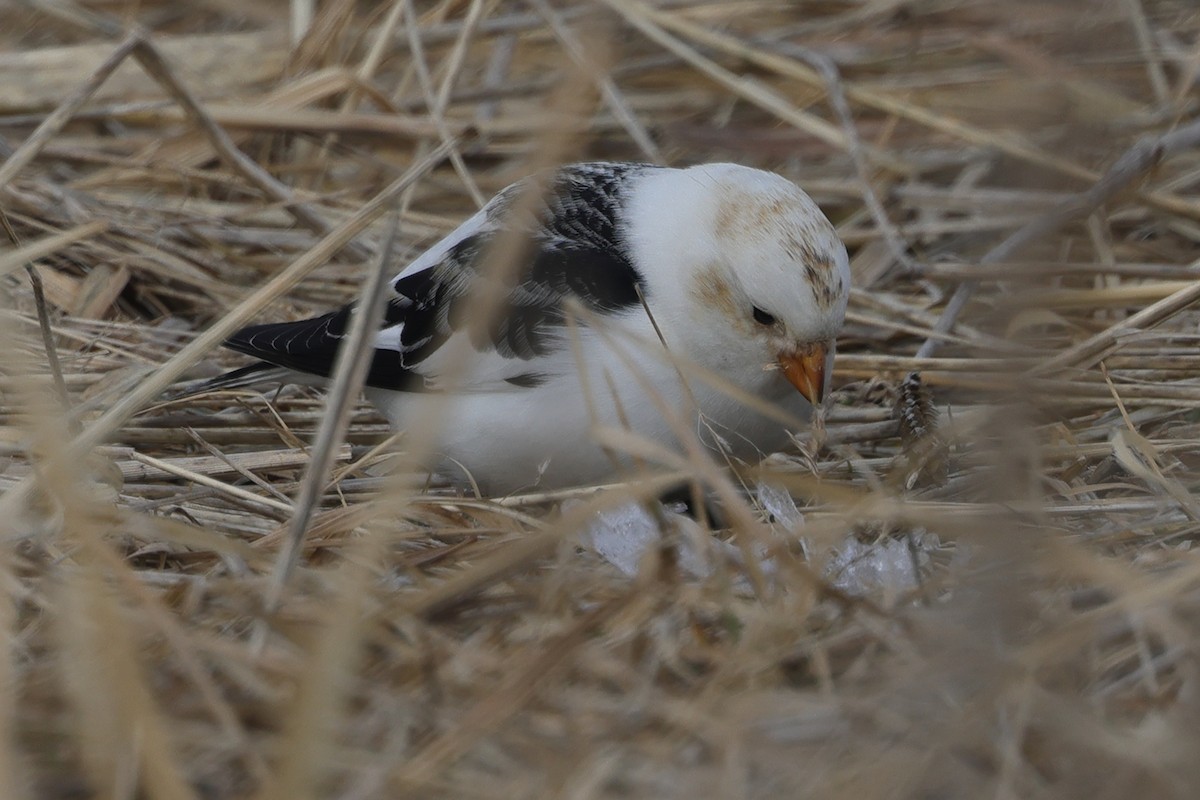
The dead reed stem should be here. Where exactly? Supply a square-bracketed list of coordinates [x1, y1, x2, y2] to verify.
[2, 1, 1200, 797]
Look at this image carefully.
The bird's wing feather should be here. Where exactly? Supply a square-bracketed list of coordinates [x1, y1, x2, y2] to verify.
[224, 162, 655, 392]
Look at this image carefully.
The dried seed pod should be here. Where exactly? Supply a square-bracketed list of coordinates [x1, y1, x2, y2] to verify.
[891, 372, 948, 490]
[895, 372, 937, 446]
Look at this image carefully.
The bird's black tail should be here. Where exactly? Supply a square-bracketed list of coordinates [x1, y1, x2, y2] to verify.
[168, 362, 295, 400]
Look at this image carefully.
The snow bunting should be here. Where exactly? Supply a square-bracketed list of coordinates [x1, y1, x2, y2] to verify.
[221, 162, 850, 494]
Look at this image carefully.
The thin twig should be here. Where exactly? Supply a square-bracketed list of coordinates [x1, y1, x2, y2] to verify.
[263, 214, 400, 614]
[0, 140, 459, 524]
[630, 1, 1200, 220]
[0, 32, 139, 193]
[0, 220, 109, 281]
[1032, 278, 1200, 376]
[400, 0, 487, 208]
[916, 115, 1200, 359]
[24, 267, 73, 419]
[21, 0, 124, 36]
[779, 43, 918, 275]
[599, 0, 909, 175]
[0, 211, 74, 424]
[530, 0, 663, 163]
[127, 32, 372, 262]
[1121, 0, 1170, 108]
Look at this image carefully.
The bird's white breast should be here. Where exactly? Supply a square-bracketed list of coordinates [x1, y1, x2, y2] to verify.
[365, 324, 807, 494]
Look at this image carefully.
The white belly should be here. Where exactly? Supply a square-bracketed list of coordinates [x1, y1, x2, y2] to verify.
[365, 350, 810, 495]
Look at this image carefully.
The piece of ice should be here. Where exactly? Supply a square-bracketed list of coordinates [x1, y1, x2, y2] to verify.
[755, 481, 804, 530]
[574, 500, 714, 578]
[577, 501, 659, 577]
[826, 535, 925, 598]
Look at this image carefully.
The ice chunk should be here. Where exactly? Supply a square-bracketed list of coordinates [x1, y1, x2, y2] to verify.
[577, 501, 659, 577]
[826, 535, 926, 598]
[575, 500, 713, 578]
[755, 481, 804, 530]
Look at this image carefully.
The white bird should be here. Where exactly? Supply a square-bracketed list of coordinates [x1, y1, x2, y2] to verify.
[220, 162, 850, 494]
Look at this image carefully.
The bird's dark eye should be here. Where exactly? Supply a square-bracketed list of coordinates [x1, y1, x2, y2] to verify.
[752, 306, 777, 326]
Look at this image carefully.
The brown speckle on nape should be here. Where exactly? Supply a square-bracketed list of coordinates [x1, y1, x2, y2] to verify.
[808, 260, 841, 310]
[818, 277, 840, 309]
[786, 230, 841, 312]
[804, 263, 821, 288]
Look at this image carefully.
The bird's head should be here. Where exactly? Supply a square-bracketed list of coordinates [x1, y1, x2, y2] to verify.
[625, 163, 850, 406]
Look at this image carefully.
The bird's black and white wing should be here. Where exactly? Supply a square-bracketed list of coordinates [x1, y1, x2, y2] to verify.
[224, 162, 657, 392]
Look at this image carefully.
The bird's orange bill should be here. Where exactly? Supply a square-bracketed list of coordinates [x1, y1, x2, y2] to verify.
[778, 345, 828, 405]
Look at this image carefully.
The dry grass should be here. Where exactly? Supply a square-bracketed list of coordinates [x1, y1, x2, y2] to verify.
[2, 0, 1200, 797]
